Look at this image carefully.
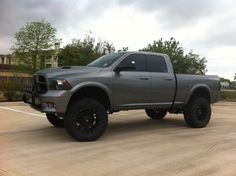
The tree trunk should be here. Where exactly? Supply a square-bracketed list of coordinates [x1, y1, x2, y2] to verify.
[32, 54, 37, 71]
[40, 56, 45, 70]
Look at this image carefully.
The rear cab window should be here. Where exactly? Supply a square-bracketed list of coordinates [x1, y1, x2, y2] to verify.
[146, 55, 168, 73]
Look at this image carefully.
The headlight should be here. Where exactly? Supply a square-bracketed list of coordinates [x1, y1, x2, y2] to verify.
[49, 79, 72, 90]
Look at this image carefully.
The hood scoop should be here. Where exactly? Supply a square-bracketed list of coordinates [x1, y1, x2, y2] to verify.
[61, 66, 71, 69]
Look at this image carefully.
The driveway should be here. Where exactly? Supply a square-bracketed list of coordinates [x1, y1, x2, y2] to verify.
[0, 101, 235, 176]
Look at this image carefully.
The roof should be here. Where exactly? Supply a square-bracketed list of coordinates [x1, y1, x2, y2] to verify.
[117, 51, 168, 57]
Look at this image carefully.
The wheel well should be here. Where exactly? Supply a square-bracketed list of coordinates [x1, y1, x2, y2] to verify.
[190, 87, 210, 102]
[68, 86, 110, 111]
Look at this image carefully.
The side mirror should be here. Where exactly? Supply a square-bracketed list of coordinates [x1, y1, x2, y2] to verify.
[114, 64, 136, 72]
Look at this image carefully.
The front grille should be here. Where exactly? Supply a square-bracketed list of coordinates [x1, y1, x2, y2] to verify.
[34, 75, 48, 93]
[38, 75, 46, 82]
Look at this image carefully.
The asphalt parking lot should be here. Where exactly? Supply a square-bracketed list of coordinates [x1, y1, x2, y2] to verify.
[0, 101, 236, 176]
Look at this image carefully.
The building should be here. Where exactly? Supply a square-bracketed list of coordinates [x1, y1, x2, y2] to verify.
[0, 43, 60, 69]
[0, 54, 14, 65]
[220, 81, 230, 88]
[45, 42, 60, 68]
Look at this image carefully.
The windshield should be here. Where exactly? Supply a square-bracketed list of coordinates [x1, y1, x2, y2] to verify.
[87, 52, 125, 68]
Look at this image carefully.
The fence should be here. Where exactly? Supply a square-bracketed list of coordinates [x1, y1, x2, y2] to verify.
[0, 75, 32, 101]
[0, 75, 32, 84]
[0, 64, 12, 70]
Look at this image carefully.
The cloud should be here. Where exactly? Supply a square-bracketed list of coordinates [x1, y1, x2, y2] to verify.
[0, 0, 233, 52]
[115, 0, 221, 27]
[195, 10, 236, 48]
[0, 0, 114, 53]
[0, 0, 61, 51]
[115, 0, 236, 50]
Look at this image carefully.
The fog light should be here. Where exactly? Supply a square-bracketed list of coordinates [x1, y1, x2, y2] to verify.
[42, 102, 56, 111]
[47, 102, 55, 109]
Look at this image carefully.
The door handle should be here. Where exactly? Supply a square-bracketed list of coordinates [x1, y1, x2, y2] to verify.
[164, 78, 173, 81]
[139, 77, 149, 80]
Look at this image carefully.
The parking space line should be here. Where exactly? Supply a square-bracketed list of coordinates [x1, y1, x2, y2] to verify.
[0, 107, 45, 117]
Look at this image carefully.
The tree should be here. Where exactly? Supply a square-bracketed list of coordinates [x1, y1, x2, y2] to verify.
[140, 38, 207, 74]
[234, 73, 236, 80]
[220, 77, 230, 83]
[12, 20, 57, 71]
[59, 34, 115, 66]
[118, 47, 129, 52]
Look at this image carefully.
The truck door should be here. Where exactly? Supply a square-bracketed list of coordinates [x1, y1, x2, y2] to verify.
[147, 55, 175, 108]
[113, 54, 150, 108]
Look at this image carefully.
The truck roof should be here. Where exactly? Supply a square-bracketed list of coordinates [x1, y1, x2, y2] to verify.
[118, 51, 169, 57]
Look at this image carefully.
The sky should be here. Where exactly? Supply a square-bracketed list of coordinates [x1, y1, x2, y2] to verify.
[0, 0, 235, 80]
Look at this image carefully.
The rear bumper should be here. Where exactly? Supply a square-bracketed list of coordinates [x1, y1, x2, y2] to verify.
[23, 90, 72, 114]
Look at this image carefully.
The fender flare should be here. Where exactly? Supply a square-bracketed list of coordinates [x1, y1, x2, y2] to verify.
[69, 81, 113, 109]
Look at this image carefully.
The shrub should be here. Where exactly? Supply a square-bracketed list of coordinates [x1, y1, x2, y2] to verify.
[0, 83, 24, 101]
[220, 90, 236, 101]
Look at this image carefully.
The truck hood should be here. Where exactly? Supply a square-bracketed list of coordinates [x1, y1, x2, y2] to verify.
[35, 66, 102, 79]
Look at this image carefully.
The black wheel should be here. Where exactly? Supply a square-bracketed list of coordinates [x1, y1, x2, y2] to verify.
[46, 113, 64, 127]
[145, 109, 167, 120]
[184, 97, 211, 128]
[65, 98, 108, 141]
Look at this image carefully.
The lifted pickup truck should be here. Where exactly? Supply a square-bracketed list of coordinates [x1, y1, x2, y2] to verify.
[24, 52, 220, 141]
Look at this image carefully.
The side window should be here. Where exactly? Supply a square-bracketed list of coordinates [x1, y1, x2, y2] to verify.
[119, 54, 146, 71]
[147, 55, 168, 73]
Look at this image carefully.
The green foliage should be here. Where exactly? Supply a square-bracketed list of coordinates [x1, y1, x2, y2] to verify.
[230, 81, 236, 89]
[220, 77, 236, 90]
[10, 65, 35, 74]
[220, 77, 231, 83]
[12, 20, 58, 71]
[220, 90, 236, 102]
[0, 83, 24, 101]
[140, 38, 207, 74]
[118, 47, 129, 52]
[0, 76, 31, 101]
[58, 34, 115, 66]
[234, 73, 236, 80]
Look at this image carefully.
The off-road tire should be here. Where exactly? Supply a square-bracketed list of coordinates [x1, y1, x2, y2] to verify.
[184, 97, 211, 128]
[46, 113, 64, 127]
[65, 98, 108, 141]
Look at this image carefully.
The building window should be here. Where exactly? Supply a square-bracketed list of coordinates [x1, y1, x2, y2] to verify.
[1, 57, 4, 64]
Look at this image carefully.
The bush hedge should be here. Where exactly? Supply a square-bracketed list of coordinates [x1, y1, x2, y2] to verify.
[0, 75, 32, 101]
[220, 90, 236, 101]
[0, 83, 25, 101]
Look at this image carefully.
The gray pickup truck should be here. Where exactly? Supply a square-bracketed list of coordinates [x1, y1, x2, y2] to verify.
[23, 51, 220, 141]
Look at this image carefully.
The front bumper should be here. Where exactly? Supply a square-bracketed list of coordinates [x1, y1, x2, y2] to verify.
[23, 90, 72, 114]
